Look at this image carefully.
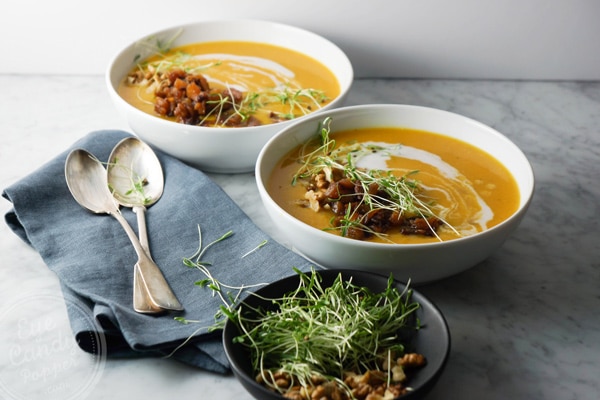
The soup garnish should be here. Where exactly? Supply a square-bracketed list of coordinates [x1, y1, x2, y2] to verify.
[290, 118, 457, 241]
[269, 117, 520, 243]
[119, 40, 339, 128]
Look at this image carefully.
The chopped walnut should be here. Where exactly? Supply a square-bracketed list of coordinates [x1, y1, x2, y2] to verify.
[391, 365, 406, 383]
[399, 353, 426, 368]
[304, 190, 324, 212]
[256, 351, 425, 400]
[314, 172, 330, 189]
[311, 381, 344, 400]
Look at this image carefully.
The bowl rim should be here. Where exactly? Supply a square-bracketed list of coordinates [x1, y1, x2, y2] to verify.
[255, 103, 535, 250]
[105, 18, 354, 136]
[222, 268, 451, 400]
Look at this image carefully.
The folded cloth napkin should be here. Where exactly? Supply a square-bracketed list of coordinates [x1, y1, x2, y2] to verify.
[2, 130, 314, 373]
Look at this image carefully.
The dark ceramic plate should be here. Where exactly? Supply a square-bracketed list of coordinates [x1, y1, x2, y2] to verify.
[222, 269, 450, 400]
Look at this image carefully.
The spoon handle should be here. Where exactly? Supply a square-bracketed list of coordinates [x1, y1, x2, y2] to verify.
[111, 211, 183, 311]
[132, 205, 164, 313]
[133, 263, 164, 313]
[134, 206, 151, 254]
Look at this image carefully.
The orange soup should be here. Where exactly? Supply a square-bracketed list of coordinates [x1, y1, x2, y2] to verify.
[118, 41, 340, 127]
[268, 125, 520, 244]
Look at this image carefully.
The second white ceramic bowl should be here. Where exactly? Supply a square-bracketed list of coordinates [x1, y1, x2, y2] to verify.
[256, 104, 535, 283]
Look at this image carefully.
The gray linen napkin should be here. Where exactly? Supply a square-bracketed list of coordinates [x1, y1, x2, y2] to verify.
[2, 130, 313, 373]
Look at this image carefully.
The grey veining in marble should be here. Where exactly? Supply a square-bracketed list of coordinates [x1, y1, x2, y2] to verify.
[1, 75, 599, 400]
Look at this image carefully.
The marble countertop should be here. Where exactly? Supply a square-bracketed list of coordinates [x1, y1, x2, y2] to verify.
[1, 75, 599, 400]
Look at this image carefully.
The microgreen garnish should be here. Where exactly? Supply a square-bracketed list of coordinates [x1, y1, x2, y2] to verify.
[127, 49, 328, 127]
[178, 224, 268, 330]
[165, 224, 270, 358]
[231, 268, 420, 399]
[173, 316, 199, 325]
[183, 224, 234, 267]
[241, 239, 268, 258]
[134, 28, 183, 60]
[292, 117, 459, 241]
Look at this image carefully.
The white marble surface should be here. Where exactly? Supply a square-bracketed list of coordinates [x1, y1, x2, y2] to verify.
[1, 75, 599, 399]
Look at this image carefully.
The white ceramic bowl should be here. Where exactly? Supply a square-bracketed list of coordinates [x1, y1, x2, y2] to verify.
[256, 104, 535, 283]
[106, 20, 353, 173]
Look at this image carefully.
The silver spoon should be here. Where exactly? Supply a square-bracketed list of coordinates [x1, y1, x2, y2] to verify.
[107, 137, 172, 314]
[65, 148, 183, 313]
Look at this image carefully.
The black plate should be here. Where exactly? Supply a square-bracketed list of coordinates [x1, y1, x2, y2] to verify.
[222, 269, 450, 400]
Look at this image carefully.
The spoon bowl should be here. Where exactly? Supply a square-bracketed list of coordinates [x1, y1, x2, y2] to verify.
[107, 137, 164, 209]
[65, 149, 120, 214]
[65, 148, 183, 312]
[107, 137, 168, 314]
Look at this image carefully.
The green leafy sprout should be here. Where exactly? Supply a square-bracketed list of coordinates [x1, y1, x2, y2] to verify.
[132, 28, 184, 63]
[292, 117, 460, 241]
[176, 224, 268, 330]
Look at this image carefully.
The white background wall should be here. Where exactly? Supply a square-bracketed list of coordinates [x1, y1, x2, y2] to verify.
[1, 0, 599, 80]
